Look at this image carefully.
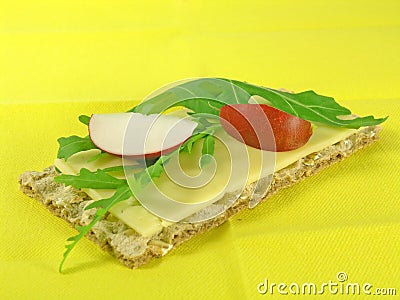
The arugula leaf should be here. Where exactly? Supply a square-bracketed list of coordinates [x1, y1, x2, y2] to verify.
[130, 78, 387, 129]
[220, 79, 387, 129]
[132, 129, 219, 191]
[200, 134, 215, 167]
[54, 168, 126, 189]
[144, 162, 165, 182]
[133, 155, 171, 189]
[86, 151, 107, 163]
[57, 136, 97, 160]
[57, 115, 95, 160]
[78, 115, 91, 125]
[59, 184, 131, 273]
[84, 184, 132, 210]
[100, 165, 141, 173]
[190, 114, 221, 133]
[181, 132, 208, 154]
[131, 78, 249, 115]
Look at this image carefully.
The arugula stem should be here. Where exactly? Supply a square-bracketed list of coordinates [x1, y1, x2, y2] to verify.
[59, 185, 131, 273]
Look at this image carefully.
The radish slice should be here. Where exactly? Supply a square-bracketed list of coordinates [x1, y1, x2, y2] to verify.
[89, 113, 197, 158]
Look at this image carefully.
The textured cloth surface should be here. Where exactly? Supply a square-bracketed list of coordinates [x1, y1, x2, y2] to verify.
[1, 1, 399, 299]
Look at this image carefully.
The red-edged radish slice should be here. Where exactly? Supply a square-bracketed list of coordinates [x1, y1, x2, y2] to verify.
[89, 113, 197, 158]
[220, 104, 312, 152]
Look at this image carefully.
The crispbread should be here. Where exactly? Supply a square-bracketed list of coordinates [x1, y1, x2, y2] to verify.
[19, 126, 380, 269]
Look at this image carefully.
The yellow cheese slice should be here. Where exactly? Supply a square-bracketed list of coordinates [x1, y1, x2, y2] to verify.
[112, 206, 163, 237]
[56, 125, 356, 234]
[132, 126, 356, 221]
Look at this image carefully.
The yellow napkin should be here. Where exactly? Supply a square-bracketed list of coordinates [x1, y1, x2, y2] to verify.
[1, 1, 399, 299]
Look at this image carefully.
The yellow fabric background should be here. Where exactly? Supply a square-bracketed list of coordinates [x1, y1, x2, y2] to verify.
[1, 1, 399, 299]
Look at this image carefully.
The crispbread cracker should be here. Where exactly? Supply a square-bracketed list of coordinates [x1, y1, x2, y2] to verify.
[19, 126, 380, 268]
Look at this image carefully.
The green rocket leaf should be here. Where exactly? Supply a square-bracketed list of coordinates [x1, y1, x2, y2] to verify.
[130, 78, 387, 129]
[220, 79, 388, 128]
[54, 168, 126, 189]
[57, 136, 97, 160]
